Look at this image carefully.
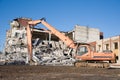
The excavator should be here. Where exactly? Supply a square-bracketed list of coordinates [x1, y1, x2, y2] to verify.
[17, 18, 116, 68]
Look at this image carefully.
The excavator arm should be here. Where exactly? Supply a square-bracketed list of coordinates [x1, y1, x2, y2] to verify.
[28, 18, 76, 49]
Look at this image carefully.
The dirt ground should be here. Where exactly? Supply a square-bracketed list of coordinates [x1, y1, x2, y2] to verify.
[0, 65, 120, 80]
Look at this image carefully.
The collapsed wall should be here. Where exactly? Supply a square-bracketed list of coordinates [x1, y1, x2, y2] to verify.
[1, 18, 29, 65]
[0, 18, 75, 66]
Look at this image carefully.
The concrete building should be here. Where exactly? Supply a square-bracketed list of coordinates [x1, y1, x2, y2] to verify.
[67, 25, 103, 43]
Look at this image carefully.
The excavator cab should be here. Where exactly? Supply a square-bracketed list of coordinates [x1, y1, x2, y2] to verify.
[75, 44, 92, 61]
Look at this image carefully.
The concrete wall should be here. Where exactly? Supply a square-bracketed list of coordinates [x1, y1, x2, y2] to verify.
[72, 25, 100, 43]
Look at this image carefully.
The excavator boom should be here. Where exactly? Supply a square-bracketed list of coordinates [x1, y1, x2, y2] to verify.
[28, 18, 76, 49]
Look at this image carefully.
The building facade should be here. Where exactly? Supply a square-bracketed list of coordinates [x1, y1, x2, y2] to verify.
[67, 25, 103, 43]
[96, 35, 120, 58]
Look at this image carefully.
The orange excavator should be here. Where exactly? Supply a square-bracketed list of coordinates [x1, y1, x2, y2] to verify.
[23, 18, 116, 67]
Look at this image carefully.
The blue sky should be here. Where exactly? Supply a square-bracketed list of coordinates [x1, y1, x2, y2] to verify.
[0, 0, 120, 51]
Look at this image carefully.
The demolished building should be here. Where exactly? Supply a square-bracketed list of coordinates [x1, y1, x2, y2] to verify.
[2, 18, 75, 65]
[1, 18, 103, 66]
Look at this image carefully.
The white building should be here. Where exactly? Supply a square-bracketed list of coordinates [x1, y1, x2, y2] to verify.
[67, 25, 103, 43]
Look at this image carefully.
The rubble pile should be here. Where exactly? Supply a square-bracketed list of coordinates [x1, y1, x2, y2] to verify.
[32, 38, 75, 66]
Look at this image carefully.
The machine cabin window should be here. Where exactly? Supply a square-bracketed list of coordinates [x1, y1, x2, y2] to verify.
[77, 46, 88, 56]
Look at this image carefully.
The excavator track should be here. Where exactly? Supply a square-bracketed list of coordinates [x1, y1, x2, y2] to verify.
[74, 61, 110, 68]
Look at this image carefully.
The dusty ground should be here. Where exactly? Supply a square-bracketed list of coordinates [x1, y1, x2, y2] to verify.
[0, 65, 120, 80]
